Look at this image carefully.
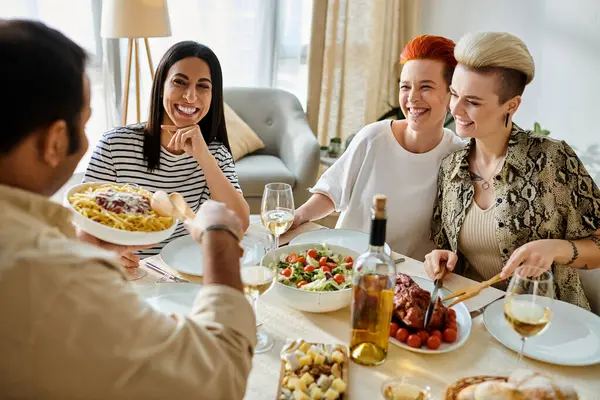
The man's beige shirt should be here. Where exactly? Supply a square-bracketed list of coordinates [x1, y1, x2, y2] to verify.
[0, 184, 256, 399]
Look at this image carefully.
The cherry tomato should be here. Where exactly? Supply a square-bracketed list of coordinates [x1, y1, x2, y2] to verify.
[304, 265, 315, 273]
[320, 266, 331, 273]
[345, 262, 354, 269]
[281, 268, 292, 277]
[333, 274, 345, 284]
[286, 253, 298, 263]
[297, 257, 306, 265]
[326, 262, 338, 269]
[448, 308, 456, 319]
[442, 328, 457, 343]
[417, 330, 429, 344]
[426, 335, 442, 350]
[319, 257, 328, 266]
[389, 322, 400, 337]
[297, 280, 308, 288]
[407, 334, 422, 348]
[395, 328, 409, 343]
[345, 256, 354, 263]
[431, 330, 442, 339]
[307, 249, 318, 259]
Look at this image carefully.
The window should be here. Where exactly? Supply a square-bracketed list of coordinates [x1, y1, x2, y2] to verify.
[273, 0, 313, 107]
[121, 0, 313, 126]
[2, 0, 314, 171]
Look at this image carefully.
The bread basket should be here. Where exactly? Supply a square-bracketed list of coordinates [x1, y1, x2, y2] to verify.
[444, 375, 507, 400]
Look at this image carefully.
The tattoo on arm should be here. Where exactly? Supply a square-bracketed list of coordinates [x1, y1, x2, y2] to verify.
[590, 236, 600, 250]
[566, 240, 579, 265]
[469, 172, 484, 182]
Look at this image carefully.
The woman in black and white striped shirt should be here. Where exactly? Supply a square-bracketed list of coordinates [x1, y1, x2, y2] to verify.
[83, 42, 250, 264]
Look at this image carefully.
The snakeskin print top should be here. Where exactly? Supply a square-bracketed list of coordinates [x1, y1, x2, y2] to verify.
[431, 123, 600, 309]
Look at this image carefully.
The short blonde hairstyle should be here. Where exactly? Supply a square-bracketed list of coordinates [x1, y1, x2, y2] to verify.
[454, 32, 535, 102]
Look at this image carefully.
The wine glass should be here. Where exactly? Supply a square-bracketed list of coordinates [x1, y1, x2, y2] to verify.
[240, 262, 277, 353]
[503, 266, 554, 366]
[260, 183, 294, 250]
[382, 376, 432, 400]
[126, 264, 148, 281]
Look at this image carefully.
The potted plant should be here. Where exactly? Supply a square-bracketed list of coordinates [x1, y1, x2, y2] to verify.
[533, 122, 550, 136]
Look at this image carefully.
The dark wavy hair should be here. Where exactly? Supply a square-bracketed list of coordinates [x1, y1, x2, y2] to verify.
[144, 41, 230, 170]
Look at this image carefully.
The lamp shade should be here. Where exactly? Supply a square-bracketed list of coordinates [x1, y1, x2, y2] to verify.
[101, 0, 171, 38]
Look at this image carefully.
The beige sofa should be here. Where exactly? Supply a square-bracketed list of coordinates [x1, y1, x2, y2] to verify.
[224, 87, 320, 213]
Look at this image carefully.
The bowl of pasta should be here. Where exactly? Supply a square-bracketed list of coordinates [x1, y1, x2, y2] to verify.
[65, 182, 177, 246]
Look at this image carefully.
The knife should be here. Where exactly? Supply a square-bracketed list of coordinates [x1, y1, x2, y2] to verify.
[145, 262, 191, 283]
[424, 261, 447, 328]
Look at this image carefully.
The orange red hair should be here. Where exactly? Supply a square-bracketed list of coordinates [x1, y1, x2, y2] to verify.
[400, 34, 457, 85]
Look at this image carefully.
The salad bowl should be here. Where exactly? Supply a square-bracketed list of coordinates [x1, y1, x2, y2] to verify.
[261, 243, 359, 313]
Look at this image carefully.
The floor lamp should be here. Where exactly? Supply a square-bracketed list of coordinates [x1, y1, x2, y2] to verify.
[101, 0, 171, 125]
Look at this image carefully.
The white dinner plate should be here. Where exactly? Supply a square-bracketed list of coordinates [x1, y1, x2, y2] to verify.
[483, 297, 600, 366]
[135, 283, 202, 315]
[289, 229, 391, 255]
[160, 234, 266, 276]
[389, 276, 472, 354]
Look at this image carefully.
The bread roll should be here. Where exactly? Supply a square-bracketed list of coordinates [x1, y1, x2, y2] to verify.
[473, 381, 525, 400]
[456, 383, 478, 400]
[508, 369, 579, 400]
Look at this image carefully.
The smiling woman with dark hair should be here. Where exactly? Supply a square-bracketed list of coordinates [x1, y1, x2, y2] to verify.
[83, 41, 250, 264]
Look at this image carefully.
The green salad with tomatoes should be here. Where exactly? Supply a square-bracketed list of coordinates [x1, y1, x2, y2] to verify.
[274, 245, 354, 291]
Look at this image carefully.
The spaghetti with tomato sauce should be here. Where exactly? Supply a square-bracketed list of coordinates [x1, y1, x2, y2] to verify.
[69, 184, 174, 232]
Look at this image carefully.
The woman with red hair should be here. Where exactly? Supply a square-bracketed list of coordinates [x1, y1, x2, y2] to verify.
[293, 35, 465, 260]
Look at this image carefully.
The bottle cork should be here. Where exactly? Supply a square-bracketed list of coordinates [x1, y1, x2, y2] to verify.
[373, 194, 387, 219]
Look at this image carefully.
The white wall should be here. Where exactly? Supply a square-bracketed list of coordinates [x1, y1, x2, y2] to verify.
[419, 0, 600, 181]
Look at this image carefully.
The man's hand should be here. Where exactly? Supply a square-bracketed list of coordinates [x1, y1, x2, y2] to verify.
[185, 200, 245, 290]
[76, 230, 154, 269]
[184, 200, 243, 243]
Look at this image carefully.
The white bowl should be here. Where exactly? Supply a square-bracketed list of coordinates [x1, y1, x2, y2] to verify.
[261, 243, 359, 313]
[65, 182, 177, 246]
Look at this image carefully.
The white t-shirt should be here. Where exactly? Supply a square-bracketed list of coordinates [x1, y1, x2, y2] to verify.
[311, 120, 465, 260]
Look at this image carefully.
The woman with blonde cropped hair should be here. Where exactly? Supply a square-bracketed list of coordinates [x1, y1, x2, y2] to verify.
[423, 32, 600, 309]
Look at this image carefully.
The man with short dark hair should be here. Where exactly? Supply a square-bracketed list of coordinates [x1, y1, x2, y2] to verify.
[0, 20, 256, 399]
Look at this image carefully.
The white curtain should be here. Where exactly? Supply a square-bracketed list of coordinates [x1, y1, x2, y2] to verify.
[306, 0, 421, 145]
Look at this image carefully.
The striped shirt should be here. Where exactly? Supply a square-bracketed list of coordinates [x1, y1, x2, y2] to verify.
[82, 123, 241, 257]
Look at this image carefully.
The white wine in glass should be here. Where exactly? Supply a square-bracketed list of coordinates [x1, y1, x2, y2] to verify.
[241, 264, 276, 354]
[260, 183, 294, 250]
[261, 209, 294, 236]
[241, 265, 275, 297]
[503, 266, 553, 366]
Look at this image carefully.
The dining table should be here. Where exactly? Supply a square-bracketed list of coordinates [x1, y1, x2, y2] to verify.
[134, 221, 600, 399]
